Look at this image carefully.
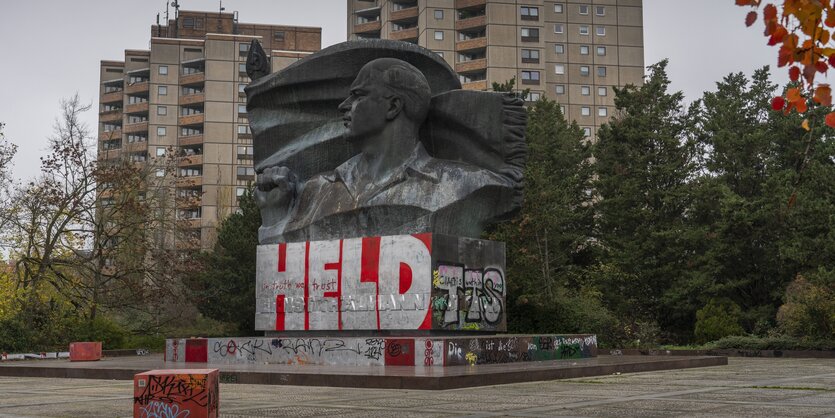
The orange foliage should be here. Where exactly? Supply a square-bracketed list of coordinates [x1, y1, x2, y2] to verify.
[738, 0, 835, 127]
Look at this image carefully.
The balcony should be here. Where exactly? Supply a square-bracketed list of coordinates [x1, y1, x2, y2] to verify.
[455, 0, 486, 8]
[99, 110, 122, 123]
[390, 7, 418, 22]
[126, 141, 148, 153]
[97, 149, 121, 161]
[179, 93, 205, 106]
[99, 130, 122, 141]
[390, 27, 418, 41]
[455, 58, 487, 74]
[179, 154, 203, 167]
[179, 114, 204, 126]
[101, 91, 123, 104]
[462, 80, 488, 90]
[455, 15, 486, 31]
[123, 122, 148, 134]
[456, 37, 487, 52]
[124, 102, 149, 115]
[177, 196, 202, 209]
[180, 72, 205, 86]
[354, 20, 381, 34]
[125, 81, 149, 95]
[179, 218, 201, 230]
[176, 176, 203, 188]
[179, 135, 204, 146]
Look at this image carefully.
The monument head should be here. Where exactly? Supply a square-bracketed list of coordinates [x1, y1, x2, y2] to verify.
[337, 58, 431, 154]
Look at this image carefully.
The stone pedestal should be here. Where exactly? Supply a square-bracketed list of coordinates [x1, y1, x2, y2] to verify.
[255, 233, 507, 333]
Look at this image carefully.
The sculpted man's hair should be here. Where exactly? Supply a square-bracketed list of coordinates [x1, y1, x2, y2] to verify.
[366, 58, 431, 124]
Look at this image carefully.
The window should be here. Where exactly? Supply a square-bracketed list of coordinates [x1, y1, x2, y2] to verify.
[521, 6, 539, 20]
[156, 147, 166, 157]
[521, 70, 540, 84]
[238, 83, 246, 93]
[596, 6, 606, 16]
[181, 127, 202, 136]
[182, 86, 203, 95]
[583, 127, 591, 137]
[128, 115, 147, 124]
[581, 106, 591, 116]
[237, 167, 255, 176]
[127, 134, 147, 143]
[554, 24, 564, 34]
[598, 107, 608, 117]
[597, 26, 606, 36]
[579, 5, 589, 15]
[434, 31, 444, 41]
[528, 92, 541, 101]
[598, 86, 608, 96]
[580, 66, 590, 76]
[156, 169, 165, 177]
[521, 49, 540, 63]
[555, 44, 565, 54]
[237, 145, 254, 157]
[274, 31, 285, 41]
[555, 84, 566, 95]
[157, 106, 167, 116]
[521, 27, 539, 40]
[598, 66, 607, 77]
[238, 104, 247, 114]
[159, 65, 168, 75]
[181, 107, 203, 116]
[555, 64, 565, 75]
[561, 105, 567, 116]
[237, 187, 246, 197]
[158, 85, 167, 95]
[237, 125, 251, 134]
[579, 25, 590, 35]
[580, 45, 589, 55]
[239, 43, 250, 53]
[239, 63, 247, 73]
[554, 4, 563, 13]
[581, 86, 591, 96]
[157, 127, 166, 136]
[597, 46, 606, 56]
[128, 95, 147, 104]
[435, 9, 444, 19]
[103, 123, 120, 132]
[183, 17, 195, 28]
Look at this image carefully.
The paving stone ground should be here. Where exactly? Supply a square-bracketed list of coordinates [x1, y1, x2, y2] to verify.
[0, 357, 832, 417]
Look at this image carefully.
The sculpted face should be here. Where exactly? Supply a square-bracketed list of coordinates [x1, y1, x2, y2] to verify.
[338, 65, 392, 151]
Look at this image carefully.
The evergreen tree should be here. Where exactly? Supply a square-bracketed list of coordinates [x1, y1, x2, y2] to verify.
[186, 188, 260, 333]
[489, 98, 614, 336]
[591, 60, 698, 341]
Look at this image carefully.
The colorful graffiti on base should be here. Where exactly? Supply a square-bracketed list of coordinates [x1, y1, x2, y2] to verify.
[255, 233, 507, 332]
[165, 335, 597, 367]
[133, 369, 219, 418]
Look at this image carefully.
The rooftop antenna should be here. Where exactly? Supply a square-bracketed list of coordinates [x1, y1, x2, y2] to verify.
[171, 0, 180, 37]
[218, 0, 225, 32]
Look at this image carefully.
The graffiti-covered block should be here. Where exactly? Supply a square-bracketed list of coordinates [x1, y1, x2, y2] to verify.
[69, 342, 102, 362]
[255, 233, 507, 332]
[133, 369, 219, 418]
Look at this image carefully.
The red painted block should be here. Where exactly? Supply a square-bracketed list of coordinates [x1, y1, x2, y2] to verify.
[385, 338, 416, 366]
[69, 342, 102, 362]
[185, 338, 208, 363]
[134, 369, 219, 418]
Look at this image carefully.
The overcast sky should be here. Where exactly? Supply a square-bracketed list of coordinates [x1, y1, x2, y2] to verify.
[0, 0, 780, 181]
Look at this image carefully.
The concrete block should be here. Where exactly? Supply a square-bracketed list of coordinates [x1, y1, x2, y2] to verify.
[255, 233, 507, 332]
[69, 342, 102, 362]
[133, 369, 219, 418]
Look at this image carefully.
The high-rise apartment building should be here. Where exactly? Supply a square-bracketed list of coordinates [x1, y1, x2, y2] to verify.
[347, 0, 644, 138]
[97, 11, 321, 249]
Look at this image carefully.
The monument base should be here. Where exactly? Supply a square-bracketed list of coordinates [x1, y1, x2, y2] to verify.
[165, 334, 597, 367]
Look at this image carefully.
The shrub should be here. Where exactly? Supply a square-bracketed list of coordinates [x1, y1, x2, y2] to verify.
[705, 335, 835, 351]
[694, 298, 745, 344]
[777, 270, 835, 340]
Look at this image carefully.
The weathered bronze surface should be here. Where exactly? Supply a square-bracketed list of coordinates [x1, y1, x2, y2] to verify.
[246, 40, 527, 244]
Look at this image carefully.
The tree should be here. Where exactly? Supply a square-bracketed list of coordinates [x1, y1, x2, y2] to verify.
[185, 187, 260, 333]
[737, 0, 835, 127]
[488, 97, 615, 337]
[591, 61, 699, 341]
[1, 95, 190, 333]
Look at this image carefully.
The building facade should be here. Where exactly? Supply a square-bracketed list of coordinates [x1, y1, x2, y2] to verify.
[97, 11, 321, 249]
[347, 0, 644, 138]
